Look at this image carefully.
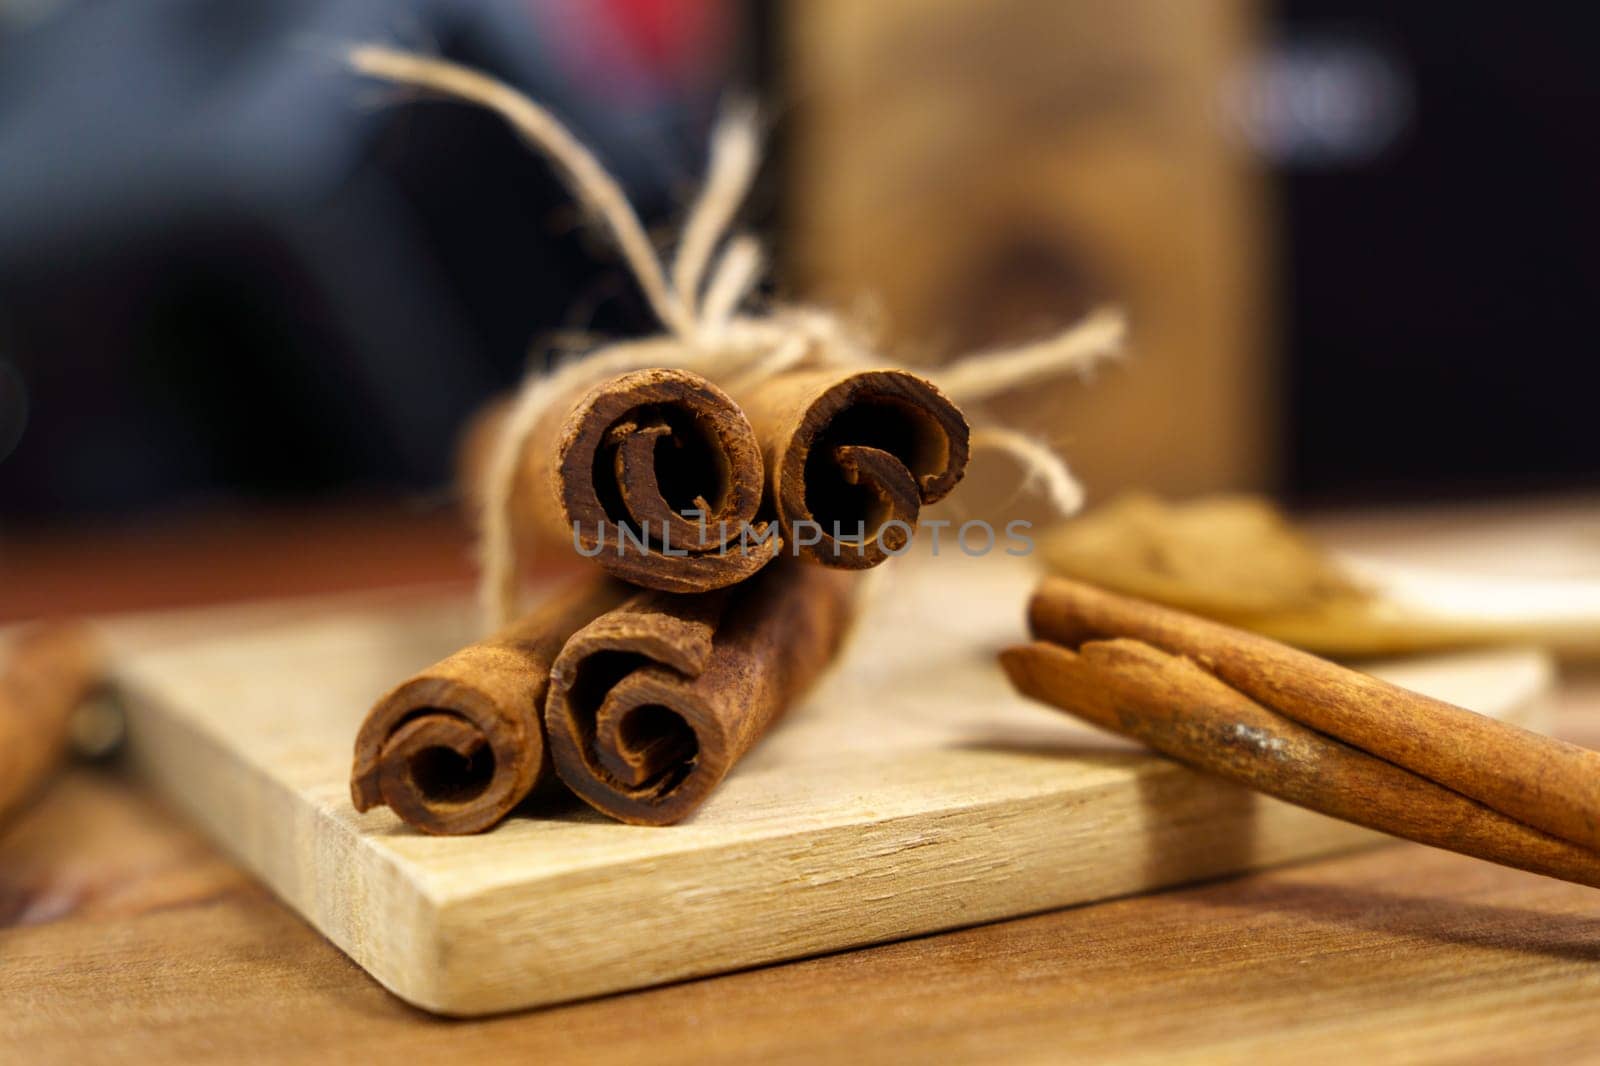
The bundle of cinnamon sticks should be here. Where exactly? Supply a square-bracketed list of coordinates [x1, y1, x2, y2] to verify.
[343, 47, 1108, 835]
[353, 363, 970, 833]
[1003, 577, 1600, 888]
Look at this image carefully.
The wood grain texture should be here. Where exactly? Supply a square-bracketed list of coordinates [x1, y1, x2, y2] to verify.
[4, 505, 1599, 1063]
[0, 504, 477, 624]
[7, 768, 1600, 1065]
[106, 556, 1552, 1015]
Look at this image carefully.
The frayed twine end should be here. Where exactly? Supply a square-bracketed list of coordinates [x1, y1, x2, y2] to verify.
[350, 46, 1125, 629]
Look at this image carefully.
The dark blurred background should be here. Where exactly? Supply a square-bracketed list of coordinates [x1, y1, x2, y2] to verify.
[0, 0, 1595, 527]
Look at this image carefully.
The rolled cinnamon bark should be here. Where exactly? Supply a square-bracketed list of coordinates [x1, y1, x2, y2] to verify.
[468, 367, 779, 593]
[733, 369, 970, 568]
[1027, 576, 1600, 855]
[351, 577, 628, 834]
[1001, 637, 1600, 889]
[544, 562, 854, 825]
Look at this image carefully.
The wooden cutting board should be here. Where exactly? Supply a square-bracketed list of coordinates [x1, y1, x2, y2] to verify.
[110, 556, 1554, 1016]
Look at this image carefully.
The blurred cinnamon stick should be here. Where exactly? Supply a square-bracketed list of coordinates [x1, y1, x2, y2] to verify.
[544, 562, 854, 825]
[1025, 576, 1600, 855]
[351, 576, 627, 834]
[0, 624, 105, 826]
[1002, 637, 1600, 888]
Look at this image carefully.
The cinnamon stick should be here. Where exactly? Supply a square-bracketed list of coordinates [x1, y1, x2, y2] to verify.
[544, 562, 854, 825]
[351, 577, 628, 834]
[471, 367, 779, 593]
[733, 369, 970, 568]
[1026, 576, 1600, 855]
[0, 624, 105, 826]
[1000, 638, 1600, 888]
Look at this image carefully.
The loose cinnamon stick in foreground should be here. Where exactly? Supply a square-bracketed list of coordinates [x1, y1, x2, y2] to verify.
[544, 562, 854, 825]
[0, 624, 105, 825]
[352, 577, 628, 834]
[1027, 576, 1600, 855]
[1000, 638, 1600, 888]
[733, 369, 970, 568]
[471, 367, 779, 593]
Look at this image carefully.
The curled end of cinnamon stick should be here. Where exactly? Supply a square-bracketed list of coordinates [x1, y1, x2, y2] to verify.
[352, 672, 544, 836]
[542, 594, 728, 826]
[558, 368, 777, 591]
[350, 578, 627, 835]
[545, 565, 853, 825]
[769, 369, 970, 568]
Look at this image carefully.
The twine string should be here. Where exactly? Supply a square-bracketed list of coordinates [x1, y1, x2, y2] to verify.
[350, 46, 1127, 629]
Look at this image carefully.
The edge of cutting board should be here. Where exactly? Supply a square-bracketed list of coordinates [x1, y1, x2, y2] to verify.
[111, 586, 1556, 1016]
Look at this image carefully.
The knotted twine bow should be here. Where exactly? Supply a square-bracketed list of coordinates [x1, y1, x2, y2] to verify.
[350, 46, 1128, 631]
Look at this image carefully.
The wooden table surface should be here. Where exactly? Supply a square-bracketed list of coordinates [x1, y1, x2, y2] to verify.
[4, 501, 1600, 1064]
